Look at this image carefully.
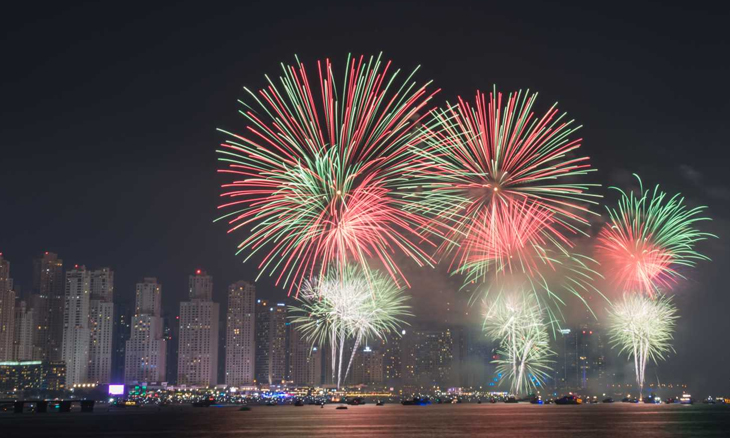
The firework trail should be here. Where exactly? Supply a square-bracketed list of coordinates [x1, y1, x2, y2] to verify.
[288, 265, 411, 388]
[596, 174, 715, 296]
[607, 293, 677, 398]
[217, 54, 440, 294]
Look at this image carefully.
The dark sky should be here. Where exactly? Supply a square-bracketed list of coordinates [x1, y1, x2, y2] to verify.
[1, 1, 729, 393]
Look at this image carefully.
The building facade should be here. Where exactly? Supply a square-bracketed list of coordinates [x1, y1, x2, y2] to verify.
[0, 254, 15, 361]
[32, 252, 64, 361]
[61, 266, 91, 387]
[225, 281, 255, 386]
[288, 321, 321, 387]
[125, 278, 166, 384]
[255, 300, 287, 386]
[177, 271, 219, 387]
[13, 300, 35, 361]
[88, 268, 114, 384]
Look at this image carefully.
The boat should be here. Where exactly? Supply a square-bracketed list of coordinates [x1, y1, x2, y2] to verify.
[555, 395, 582, 405]
[336, 406, 348, 410]
[192, 399, 215, 408]
[504, 396, 519, 404]
[376, 400, 385, 406]
[347, 397, 365, 406]
[401, 397, 431, 406]
[602, 397, 614, 403]
[680, 394, 693, 405]
[294, 400, 304, 407]
[529, 396, 543, 405]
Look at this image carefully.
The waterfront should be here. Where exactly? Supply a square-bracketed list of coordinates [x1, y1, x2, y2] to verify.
[2, 403, 730, 437]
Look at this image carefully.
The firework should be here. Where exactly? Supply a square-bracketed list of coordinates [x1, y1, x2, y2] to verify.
[288, 265, 411, 388]
[607, 294, 678, 398]
[483, 292, 555, 395]
[405, 88, 600, 280]
[217, 54, 440, 293]
[596, 174, 715, 296]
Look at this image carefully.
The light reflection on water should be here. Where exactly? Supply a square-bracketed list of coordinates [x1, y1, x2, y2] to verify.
[3, 403, 730, 437]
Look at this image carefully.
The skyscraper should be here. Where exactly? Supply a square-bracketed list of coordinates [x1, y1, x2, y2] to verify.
[112, 303, 131, 383]
[288, 321, 321, 387]
[61, 266, 91, 387]
[177, 270, 219, 387]
[88, 268, 114, 384]
[351, 345, 384, 386]
[406, 327, 458, 388]
[13, 300, 35, 360]
[225, 281, 255, 387]
[32, 252, 65, 361]
[0, 254, 15, 361]
[255, 300, 287, 386]
[383, 334, 404, 386]
[125, 278, 166, 383]
[555, 328, 578, 392]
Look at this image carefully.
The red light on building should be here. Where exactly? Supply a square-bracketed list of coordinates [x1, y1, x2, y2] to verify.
[196, 269, 201, 275]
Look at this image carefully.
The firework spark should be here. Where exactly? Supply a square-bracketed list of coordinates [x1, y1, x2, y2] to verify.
[596, 174, 715, 296]
[217, 54, 440, 293]
[607, 293, 678, 398]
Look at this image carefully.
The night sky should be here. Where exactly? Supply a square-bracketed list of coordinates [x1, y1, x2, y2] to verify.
[1, 2, 729, 393]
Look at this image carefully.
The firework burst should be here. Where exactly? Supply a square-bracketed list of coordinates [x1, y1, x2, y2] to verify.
[288, 265, 411, 388]
[217, 54, 440, 293]
[596, 174, 715, 296]
[607, 293, 678, 398]
[406, 87, 600, 280]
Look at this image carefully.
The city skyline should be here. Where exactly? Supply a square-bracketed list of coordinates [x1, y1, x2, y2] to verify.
[0, 250, 702, 395]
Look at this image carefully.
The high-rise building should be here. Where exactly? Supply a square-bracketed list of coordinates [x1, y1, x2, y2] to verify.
[177, 271, 219, 387]
[255, 300, 287, 386]
[61, 266, 91, 387]
[225, 281, 255, 387]
[125, 278, 166, 384]
[28, 294, 48, 361]
[13, 300, 35, 361]
[0, 254, 15, 361]
[189, 270, 213, 301]
[32, 252, 64, 361]
[383, 334, 404, 386]
[163, 315, 177, 385]
[88, 268, 114, 384]
[112, 304, 131, 383]
[351, 345, 384, 386]
[576, 324, 606, 391]
[407, 327, 458, 388]
[555, 328, 578, 392]
[288, 321, 321, 387]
